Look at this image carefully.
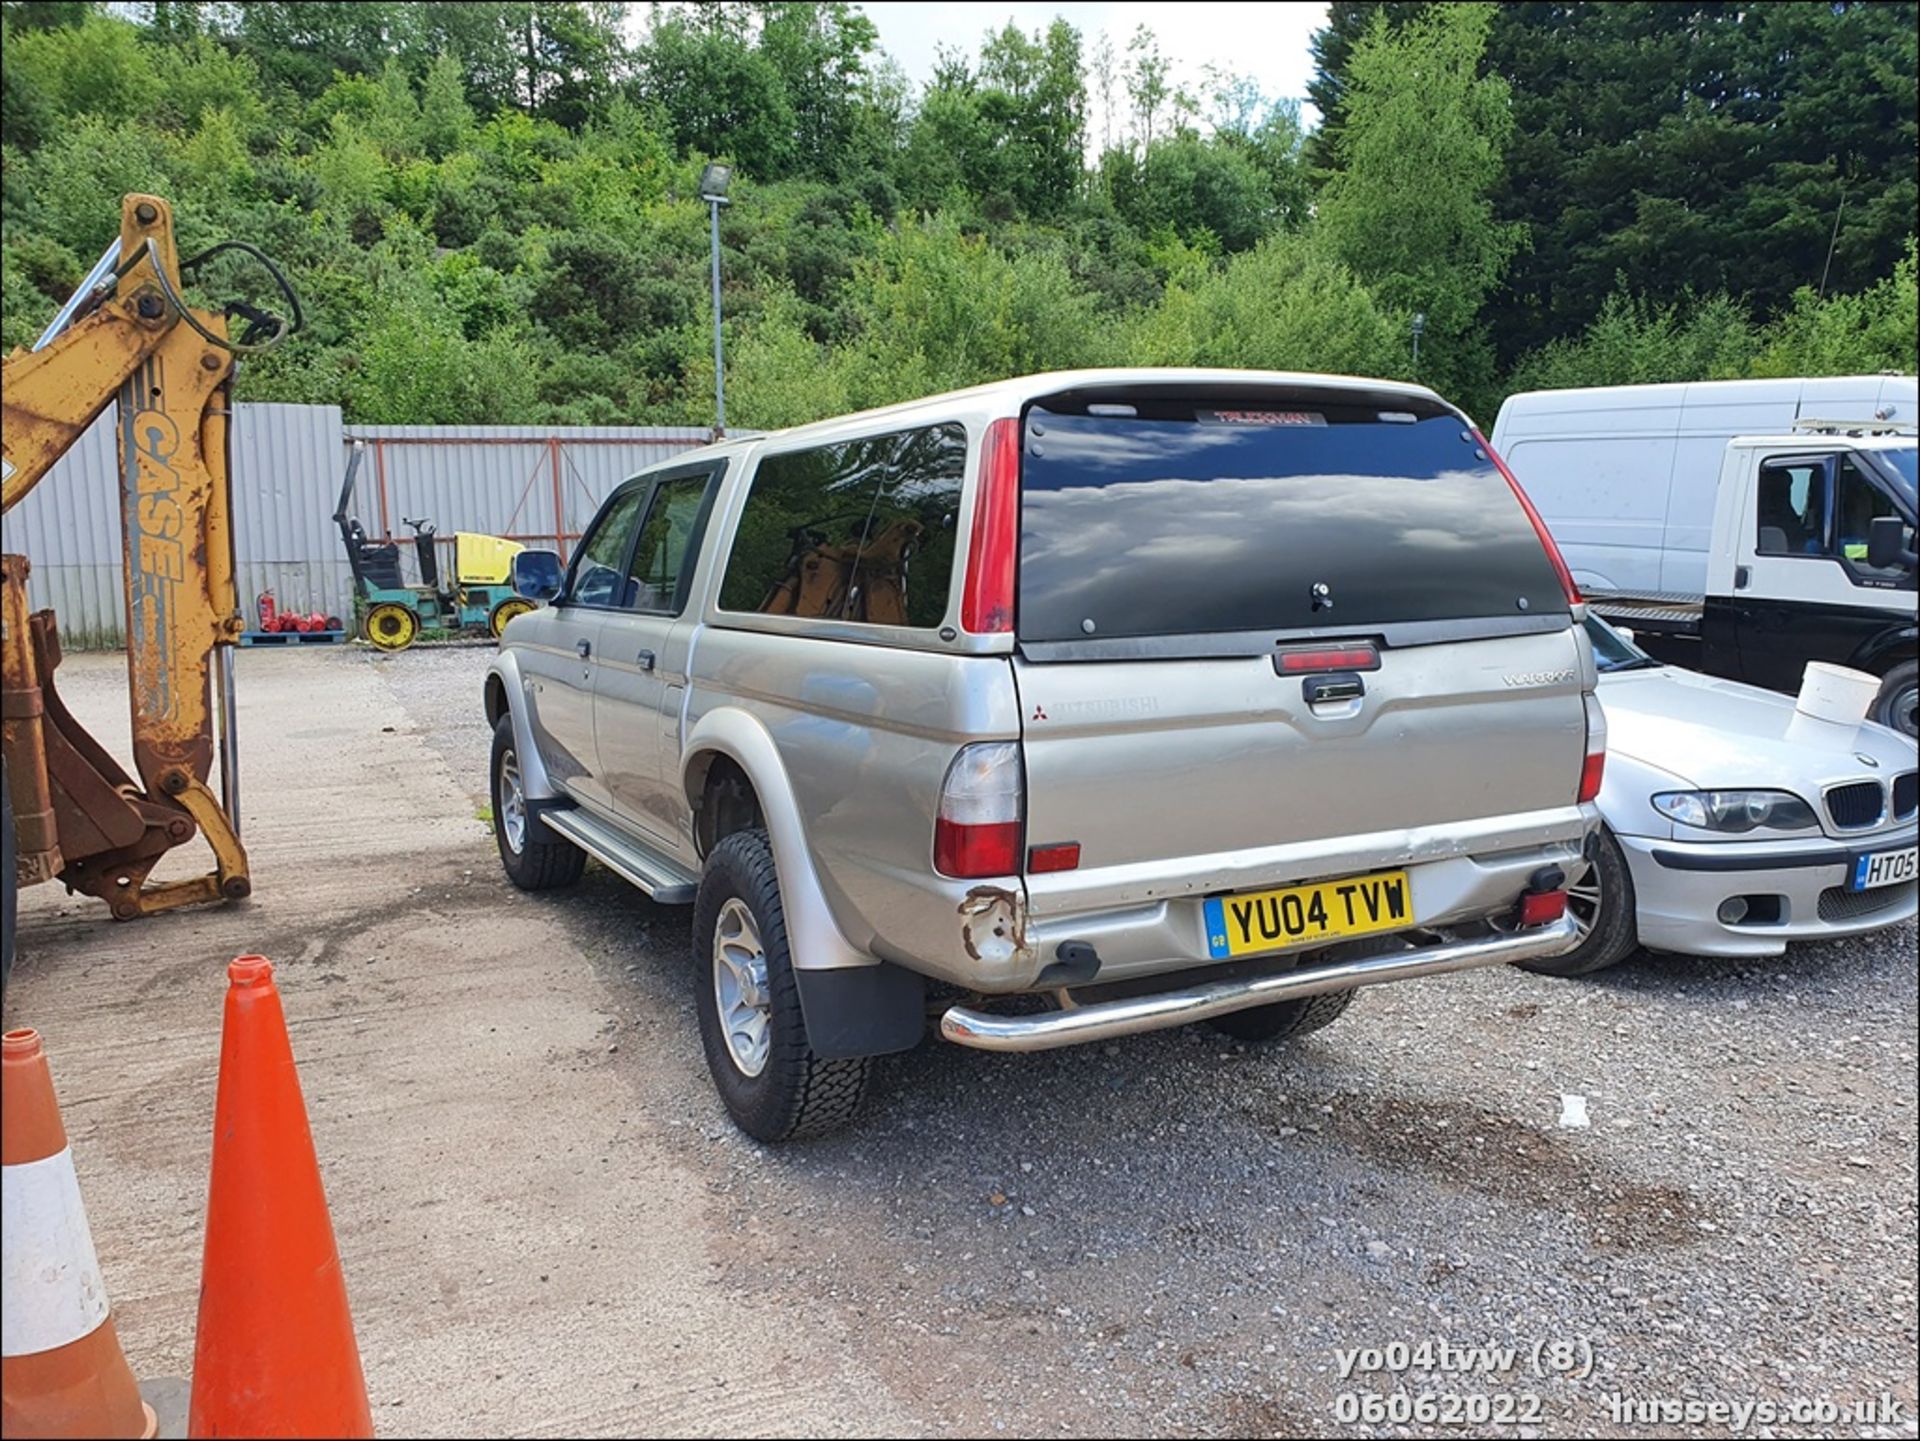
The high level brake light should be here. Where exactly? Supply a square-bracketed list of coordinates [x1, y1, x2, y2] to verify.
[1275, 644, 1381, 674]
[1472, 428, 1582, 606]
[934, 741, 1024, 878]
[960, 417, 1021, 634]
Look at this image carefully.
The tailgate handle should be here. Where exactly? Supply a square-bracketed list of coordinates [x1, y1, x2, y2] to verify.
[1303, 673, 1365, 705]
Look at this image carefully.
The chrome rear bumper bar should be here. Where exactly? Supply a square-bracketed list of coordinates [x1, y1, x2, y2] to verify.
[938, 916, 1579, 1053]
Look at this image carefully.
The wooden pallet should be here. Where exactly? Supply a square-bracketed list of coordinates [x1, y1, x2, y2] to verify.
[238, 629, 349, 647]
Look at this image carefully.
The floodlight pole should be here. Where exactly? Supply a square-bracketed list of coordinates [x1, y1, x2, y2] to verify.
[706, 195, 727, 438]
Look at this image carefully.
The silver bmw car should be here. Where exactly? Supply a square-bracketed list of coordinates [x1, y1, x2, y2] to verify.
[1521, 617, 1917, 976]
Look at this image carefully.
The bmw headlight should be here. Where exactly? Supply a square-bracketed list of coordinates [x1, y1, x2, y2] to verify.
[1652, 790, 1820, 834]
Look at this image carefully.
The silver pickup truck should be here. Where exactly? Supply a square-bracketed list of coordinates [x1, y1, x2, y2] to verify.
[486, 369, 1602, 1140]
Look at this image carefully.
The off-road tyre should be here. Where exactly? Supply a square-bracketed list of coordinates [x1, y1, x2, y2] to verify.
[1206, 986, 1356, 1042]
[490, 715, 584, 891]
[694, 828, 869, 1142]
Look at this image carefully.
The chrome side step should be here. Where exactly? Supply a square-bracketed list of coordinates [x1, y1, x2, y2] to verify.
[939, 915, 1580, 1053]
[540, 807, 699, 904]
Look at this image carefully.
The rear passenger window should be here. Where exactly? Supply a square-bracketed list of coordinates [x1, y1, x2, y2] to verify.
[719, 424, 966, 629]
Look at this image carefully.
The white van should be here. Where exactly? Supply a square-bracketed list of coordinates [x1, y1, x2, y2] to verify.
[1490, 376, 1918, 594]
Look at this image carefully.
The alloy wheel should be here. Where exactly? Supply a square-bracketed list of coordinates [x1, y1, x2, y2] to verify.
[712, 897, 772, 1077]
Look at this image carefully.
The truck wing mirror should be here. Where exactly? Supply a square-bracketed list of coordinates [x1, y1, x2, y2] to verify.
[1865, 515, 1914, 570]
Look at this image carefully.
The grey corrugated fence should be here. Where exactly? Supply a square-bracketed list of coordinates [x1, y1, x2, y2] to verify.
[5, 404, 709, 647]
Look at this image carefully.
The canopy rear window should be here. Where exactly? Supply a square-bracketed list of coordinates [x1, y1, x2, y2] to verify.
[1017, 399, 1570, 644]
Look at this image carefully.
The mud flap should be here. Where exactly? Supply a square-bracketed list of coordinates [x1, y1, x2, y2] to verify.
[793, 961, 925, 1060]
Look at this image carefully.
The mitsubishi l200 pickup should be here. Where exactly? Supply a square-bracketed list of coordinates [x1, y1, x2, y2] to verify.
[486, 370, 1603, 1140]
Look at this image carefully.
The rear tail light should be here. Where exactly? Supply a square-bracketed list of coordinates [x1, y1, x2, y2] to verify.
[1473, 428, 1581, 606]
[960, 417, 1021, 634]
[1578, 694, 1607, 803]
[1518, 889, 1569, 927]
[934, 741, 1024, 878]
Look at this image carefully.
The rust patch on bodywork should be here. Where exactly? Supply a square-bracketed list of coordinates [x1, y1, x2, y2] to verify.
[959, 885, 1029, 965]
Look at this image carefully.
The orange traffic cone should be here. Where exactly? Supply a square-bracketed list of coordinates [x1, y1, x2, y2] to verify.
[1, 1028, 158, 1440]
[188, 957, 372, 1439]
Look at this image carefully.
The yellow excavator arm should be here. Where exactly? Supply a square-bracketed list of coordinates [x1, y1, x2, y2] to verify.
[2, 194, 298, 923]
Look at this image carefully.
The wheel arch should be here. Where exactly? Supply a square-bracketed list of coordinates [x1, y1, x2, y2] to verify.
[1849, 621, 1919, 677]
[484, 652, 559, 800]
[681, 707, 870, 973]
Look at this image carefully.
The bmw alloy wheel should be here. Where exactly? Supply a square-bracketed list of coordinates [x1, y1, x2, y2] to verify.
[1566, 866, 1603, 941]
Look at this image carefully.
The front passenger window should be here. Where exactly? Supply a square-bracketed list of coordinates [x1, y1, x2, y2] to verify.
[1834, 455, 1913, 582]
[565, 487, 646, 608]
[623, 474, 712, 613]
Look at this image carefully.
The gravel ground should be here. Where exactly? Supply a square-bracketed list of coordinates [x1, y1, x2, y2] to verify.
[377, 644, 1919, 1439]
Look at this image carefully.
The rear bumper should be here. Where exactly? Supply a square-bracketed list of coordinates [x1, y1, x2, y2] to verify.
[1018, 835, 1590, 988]
[939, 915, 1580, 1052]
[1617, 828, 1918, 958]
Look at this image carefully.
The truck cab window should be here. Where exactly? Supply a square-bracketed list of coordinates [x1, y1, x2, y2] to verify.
[1834, 455, 1913, 582]
[1754, 458, 1831, 557]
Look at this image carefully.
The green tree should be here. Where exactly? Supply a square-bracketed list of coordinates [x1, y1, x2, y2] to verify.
[834, 216, 1108, 404]
[1505, 292, 1761, 395]
[629, 5, 793, 178]
[1123, 25, 1169, 151]
[1303, 0, 1430, 170]
[232, 2, 405, 99]
[516, 1, 623, 129]
[976, 19, 1086, 215]
[419, 50, 476, 159]
[1103, 132, 1278, 253]
[756, 2, 882, 178]
[1751, 238, 1920, 379]
[3, 11, 157, 125]
[897, 20, 1086, 220]
[1124, 232, 1409, 376]
[1315, 3, 1521, 397]
[1482, 2, 1919, 363]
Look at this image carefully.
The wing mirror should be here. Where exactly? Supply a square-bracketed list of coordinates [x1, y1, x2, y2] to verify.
[1865, 515, 1915, 571]
[511, 549, 566, 603]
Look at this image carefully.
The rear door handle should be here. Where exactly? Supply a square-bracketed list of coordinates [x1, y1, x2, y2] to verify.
[576, 638, 592, 658]
[1303, 673, 1365, 705]
[635, 649, 656, 671]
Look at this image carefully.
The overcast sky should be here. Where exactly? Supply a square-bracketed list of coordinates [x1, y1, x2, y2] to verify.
[859, 1, 1329, 135]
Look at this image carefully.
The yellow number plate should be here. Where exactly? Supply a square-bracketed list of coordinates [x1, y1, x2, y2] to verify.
[1204, 869, 1413, 959]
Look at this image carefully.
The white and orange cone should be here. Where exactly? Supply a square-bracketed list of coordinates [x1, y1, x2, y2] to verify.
[1, 1028, 157, 1440]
